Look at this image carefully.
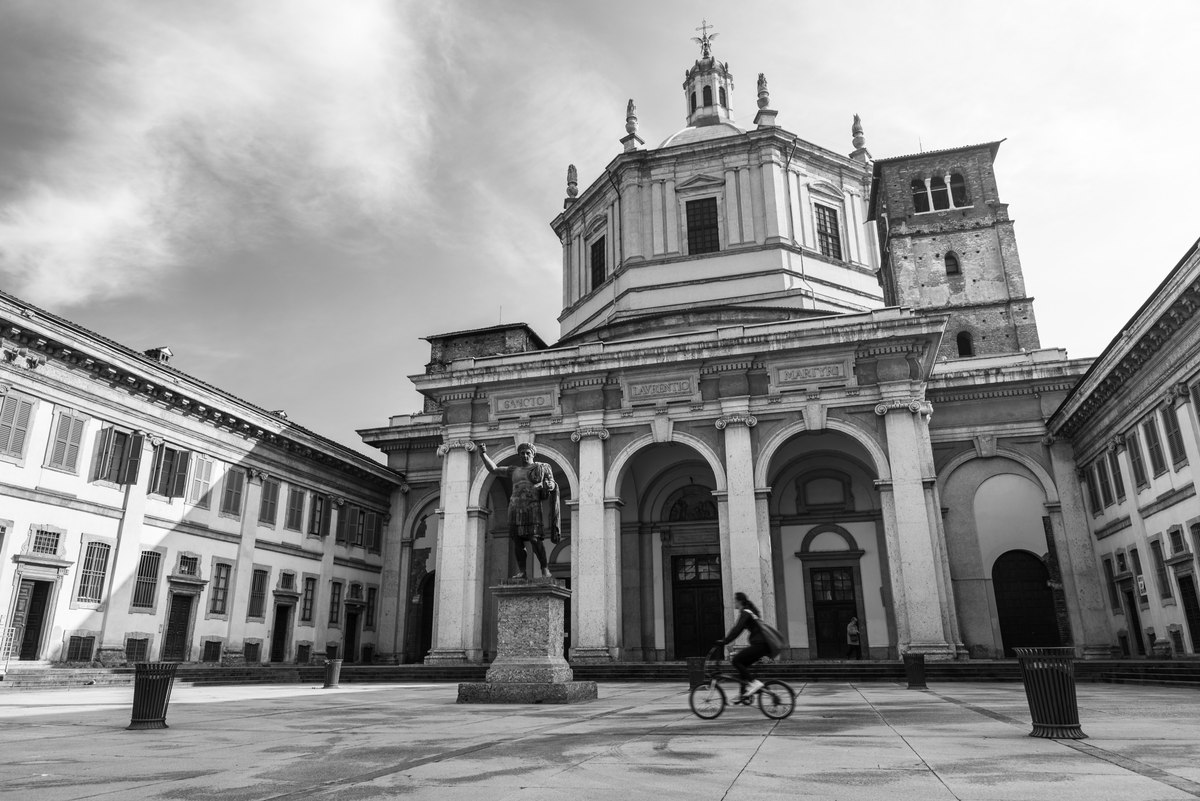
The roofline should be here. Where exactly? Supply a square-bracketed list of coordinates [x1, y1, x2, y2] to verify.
[421, 322, 549, 350]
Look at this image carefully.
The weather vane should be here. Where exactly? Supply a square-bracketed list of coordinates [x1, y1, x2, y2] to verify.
[692, 19, 718, 57]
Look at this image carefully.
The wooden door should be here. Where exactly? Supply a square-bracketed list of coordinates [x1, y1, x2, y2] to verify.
[162, 594, 194, 662]
[993, 551, 1061, 657]
[671, 555, 724, 659]
[344, 611, 360, 663]
[1177, 574, 1200, 654]
[810, 567, 857, 659]
[270, 605, 291, 663]
[15, 580, 50, 660]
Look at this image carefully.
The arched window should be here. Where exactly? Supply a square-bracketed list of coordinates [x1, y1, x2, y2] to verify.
[719, 86, 727, 107]
[950, 173, 969, 206]
[911, 179, 930, 213]
[956, 331, 974, 357]
[690, 92, 697, 113]
[702, 85, 713, 107]
[944, 252, 961, 275]
[930, 175, 950, 210]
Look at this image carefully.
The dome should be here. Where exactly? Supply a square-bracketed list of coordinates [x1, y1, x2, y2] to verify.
[657, 120, 745, 149]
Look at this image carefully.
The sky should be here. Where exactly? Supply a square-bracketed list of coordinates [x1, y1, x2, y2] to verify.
[1, 0, 1198, 460]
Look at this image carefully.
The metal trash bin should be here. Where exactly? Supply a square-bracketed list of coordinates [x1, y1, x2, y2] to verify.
[903, 653, 927, 689]
[686, 656, 707, 689]
[1014, 647, 1086, 739]
[323, 658, 343, 689]
[127, 662, 179, 730]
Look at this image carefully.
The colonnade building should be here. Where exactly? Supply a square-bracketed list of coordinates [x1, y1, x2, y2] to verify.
[359, 35, 1114, 664]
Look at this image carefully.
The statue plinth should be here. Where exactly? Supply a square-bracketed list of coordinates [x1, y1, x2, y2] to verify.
[457, 578, 597, 704]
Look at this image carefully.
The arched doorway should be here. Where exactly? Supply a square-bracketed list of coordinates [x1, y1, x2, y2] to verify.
[992, 551, 1060, 656]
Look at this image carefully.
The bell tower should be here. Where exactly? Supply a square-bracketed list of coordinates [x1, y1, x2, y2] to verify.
[868, 142, 1041, 360]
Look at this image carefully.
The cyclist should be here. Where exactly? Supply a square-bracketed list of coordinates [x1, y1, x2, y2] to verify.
[716, 591, 769, 700]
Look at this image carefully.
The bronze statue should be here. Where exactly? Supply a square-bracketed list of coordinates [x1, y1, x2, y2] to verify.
[478, 442, 561, 579]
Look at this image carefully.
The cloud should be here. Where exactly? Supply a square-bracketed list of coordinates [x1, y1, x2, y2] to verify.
[0, 0, 430, 306]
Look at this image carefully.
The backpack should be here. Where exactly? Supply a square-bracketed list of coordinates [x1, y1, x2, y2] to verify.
[749, 611, 787, 659]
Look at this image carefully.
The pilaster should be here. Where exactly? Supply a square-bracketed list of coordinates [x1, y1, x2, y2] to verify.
[716, 404, 771, 621]
[96, 433, 153, 663]
[570, 421, 612, 661]
[376, 483, 409, 663]
[222, 467, 266, 662]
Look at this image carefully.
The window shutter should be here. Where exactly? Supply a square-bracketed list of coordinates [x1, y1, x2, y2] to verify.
[65, 414, 86, 470]
[95, 427, 115, 480]
[0, 396, 16, 452]
[1, 396, 35, 456]
[121, 433, 144, 485]
[321, 497, 332, 537]
[49, 412, 73, 468]
[170, 451, 191, 498]
[149, 445, 166, 491]
[336, 504, 349, 543]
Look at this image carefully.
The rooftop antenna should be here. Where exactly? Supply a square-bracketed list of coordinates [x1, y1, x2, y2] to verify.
[499, 305, 503, 324]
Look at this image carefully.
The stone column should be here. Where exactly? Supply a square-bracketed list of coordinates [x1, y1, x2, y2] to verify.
[376, 483, 409, 663]
[716, 408, 773, 622]
[604, 498, 625, 658]
[875, 397, 955, 658]
[570, 423, 611, 661]
[222, 468, 266, 663]
[1045, 436, 1113, 658]
[638, 524, 656, 659]
[96, 433, 153, 666]
[426, 436, 477, 663]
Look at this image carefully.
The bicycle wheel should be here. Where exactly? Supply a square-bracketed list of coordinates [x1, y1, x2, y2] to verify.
[757, 679, 795, 719]
[688, 679, 728, 720]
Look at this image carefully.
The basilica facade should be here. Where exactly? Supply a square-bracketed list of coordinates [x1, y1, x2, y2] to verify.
[359, 34, 1115, 664]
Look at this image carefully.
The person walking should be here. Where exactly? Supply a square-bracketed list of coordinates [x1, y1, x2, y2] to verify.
[717, 592, 770, 700]
[845, 616, 862, 660]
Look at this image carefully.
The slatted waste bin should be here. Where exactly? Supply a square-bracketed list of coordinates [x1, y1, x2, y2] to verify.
[323, 658, 343, 689]
[127, 662, 179, 730]
[903, 653, 927, 689]
[1014, 647, 1086, 739]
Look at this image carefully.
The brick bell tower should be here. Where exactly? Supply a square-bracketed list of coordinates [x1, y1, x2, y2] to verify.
[867, 141, 1041, 360]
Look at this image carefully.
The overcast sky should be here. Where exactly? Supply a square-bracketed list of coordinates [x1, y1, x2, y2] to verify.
[1, 0, 1198, 459]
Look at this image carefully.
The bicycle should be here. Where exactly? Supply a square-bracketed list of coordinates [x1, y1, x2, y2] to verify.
[688, 645, 796, 720]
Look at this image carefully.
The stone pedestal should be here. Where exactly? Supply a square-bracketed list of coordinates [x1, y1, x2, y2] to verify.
[457, 578, 597, 704]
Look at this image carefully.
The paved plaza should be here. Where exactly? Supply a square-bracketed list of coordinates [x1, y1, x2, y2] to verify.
[2, 679, 1200, 800]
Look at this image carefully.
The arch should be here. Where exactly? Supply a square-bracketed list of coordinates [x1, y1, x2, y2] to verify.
[956, 331, 974, 357]
[992, 549, 1060, 656]
[944, 251, 961, 275]
[937, 447, 1060, 505]
[949, 173, 969, 206]
[605, 431, 727, 498]
[799, 523, 862, 554]
[702, 85, 713, 106]
[808, 178, 845, 200]
[911, 178, 930, 213]
[401, 488, 440, 541]
[718, 86, 727, 108]
[754, 414, 891, 488]
[469, 442, 580, 509]
[690, 92, 697, 113]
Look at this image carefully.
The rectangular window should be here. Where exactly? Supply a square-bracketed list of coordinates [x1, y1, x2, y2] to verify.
[149, 444, 191, 498]
[1126, 431, 1148, 487]
[365, 511, 381, 553]
[77, 541, 111, 603]
[329, 581, 342, 625]
[352, 508, 366, 547]
[220, 467, 245, 517]
[1150, 541, 1172, 599]
[280, 572, 295, 591]
[1144, 419, 1167, 476]
[366, 587, 377, 628]
[336, 503, 352, 544]
[1170, 527, 1186, 555]
[1161, 404, 1188, 466]
[0, 392, 35, 459]
[296, 643, 312, 664]
[66, 635, 95, 662]
[309, 494, 327, 537]
[46, 408, 87, 472]
[131, 551, 162, 609]
[590, 236, 606, 291]
[125, 637, 149, 662]
[188, 455, 214, 508]
[814, 204, 843, 260]
[301, 577, 316, 622]
[95, 428, 143, 485]
[1095, 460, 1114, 507]
[32, 528, 61, 555]
[210, 563, 232, 614]
[259, 478, 280, 526]
[1102, 557, 1120, 610]
[1109, 450, 1126, 501]
[1083, 468, 1101, 513]
[178, 554, 199, 576]
[244, 642, 261, 663]
[248, 569, 269, 618]
[685, 197, 720, 255]
[201, 640, 223, 662]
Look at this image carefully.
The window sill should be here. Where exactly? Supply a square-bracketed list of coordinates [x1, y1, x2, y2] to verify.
[204, 611, 230, 622]
[217, 511, 242, 522]
[0, 452, 28, 467]
[41, 463, 81, 477]
[1172, 459, 1189, 471]
[912, 205, 975, 216]
[1159, 597, 1177, 607]
[92, 479, 123, 491]
[129, 606, 158, 616]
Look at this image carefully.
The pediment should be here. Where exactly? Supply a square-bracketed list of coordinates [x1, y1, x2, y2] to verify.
[808, 178, 845, 199]
[676, 173, 726, 192]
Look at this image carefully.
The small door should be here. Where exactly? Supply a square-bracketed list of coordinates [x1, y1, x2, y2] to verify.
[1123, 588, 1146, 655]
[15, 580, 51, 660]
[161, 594, 194, 662]
[270, 605, 292, 663]
[671, 555, 724, 659]
[810, 567, 857, 659]
[1177, 575, 1200, 654]
[993, 551, 1061, 657]
[344, 611, 360, 664]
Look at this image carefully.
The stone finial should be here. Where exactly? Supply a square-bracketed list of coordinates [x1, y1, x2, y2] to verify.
[849, 113, 872, 163]
[566, 164, 578, 199]
[757, 73, 769, 109]
[752, 72, 777, 129]
[621, 99, 645, 152]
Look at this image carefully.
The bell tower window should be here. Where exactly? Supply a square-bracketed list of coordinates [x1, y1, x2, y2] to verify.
[956, 331, 974, 357]
[814, 205, 842, 260]
[719, 86, 727, 107]
[950, 173, 969, 206]
[702, 86, 713, 107]
[944, 252, 961, 275]
[930, 176, 950, 210]
[590, 237, 606, 291]
[685, 197, 720, 255]
[911, 179, 930, 213]
[690, 92, 697, 113]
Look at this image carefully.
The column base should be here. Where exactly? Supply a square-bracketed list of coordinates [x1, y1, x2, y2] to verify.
[94, 646, 127, 667]
[457, 681, 597, 704]
[425, 649, 471, 665]
[902, 643, 959, 662]
[569, 647, 613, 663]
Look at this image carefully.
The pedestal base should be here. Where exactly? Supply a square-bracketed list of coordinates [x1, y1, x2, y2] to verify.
[457, 681, 597, 704]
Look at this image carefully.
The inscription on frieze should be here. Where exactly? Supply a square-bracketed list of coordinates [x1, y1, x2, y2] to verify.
[771, 360, 851, 392]
[490, 389, 557, 419]
[624, 374, 699, 406]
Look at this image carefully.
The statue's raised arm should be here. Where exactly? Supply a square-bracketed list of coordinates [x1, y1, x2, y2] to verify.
[478, 441, 558, 580]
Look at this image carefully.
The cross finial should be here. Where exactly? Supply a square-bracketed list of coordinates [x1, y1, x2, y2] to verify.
[691, 19, 718, 57]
